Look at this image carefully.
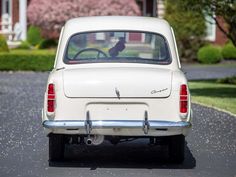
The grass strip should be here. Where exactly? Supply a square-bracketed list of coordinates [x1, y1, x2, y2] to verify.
[189, 80, 236, 115]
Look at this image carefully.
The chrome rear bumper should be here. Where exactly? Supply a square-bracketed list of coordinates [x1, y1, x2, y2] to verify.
[43, 120, 191, 134]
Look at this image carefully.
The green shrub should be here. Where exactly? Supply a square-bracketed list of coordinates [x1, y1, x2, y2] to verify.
[17, 41, 31, 49]
[0, 35, 9, 52]
[38, 39, 57, 49]
[222, 43, 236, 59]
[27, 26, 43, 46]
[197, 45, 222, 64]
[217, 76, 236, 85]
[0, 50, 55, 71]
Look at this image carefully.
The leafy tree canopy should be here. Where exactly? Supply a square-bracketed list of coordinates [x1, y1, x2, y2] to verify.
[164, 0, 206, 61]
[182, 0, 236, 46]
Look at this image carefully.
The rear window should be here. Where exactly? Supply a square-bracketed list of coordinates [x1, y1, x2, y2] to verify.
[64, 31, 171, 65]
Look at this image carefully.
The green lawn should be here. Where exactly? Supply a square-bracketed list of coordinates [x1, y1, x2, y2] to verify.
[189, 80, 236, 115]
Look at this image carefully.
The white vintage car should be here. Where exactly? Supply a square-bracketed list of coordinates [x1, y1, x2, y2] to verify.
[42, 16, 192, 163]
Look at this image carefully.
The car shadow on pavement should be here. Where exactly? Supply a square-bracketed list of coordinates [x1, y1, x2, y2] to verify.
[49, 140, 196, 169]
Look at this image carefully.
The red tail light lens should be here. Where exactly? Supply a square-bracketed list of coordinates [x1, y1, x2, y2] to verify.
[180, 84, 187, 95]
[47, 83, 55, 112]
[180, 84, 188, 113]
[48, 84, 55, 94]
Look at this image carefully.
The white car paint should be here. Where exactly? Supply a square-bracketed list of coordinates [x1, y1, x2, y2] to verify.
[42, 16, 192, 138]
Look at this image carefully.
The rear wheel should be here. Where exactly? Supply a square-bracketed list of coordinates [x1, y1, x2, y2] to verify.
[168, 135, 185, 163]
[49, 134, 65, 161]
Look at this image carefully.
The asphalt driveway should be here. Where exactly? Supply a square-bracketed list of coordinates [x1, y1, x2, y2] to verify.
[0, 72, 235, 177]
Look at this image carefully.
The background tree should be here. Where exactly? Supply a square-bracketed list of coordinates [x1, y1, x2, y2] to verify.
[164, 0, 206, 61]
[182, 0, 236, 46]
[27, 0, 141, 39]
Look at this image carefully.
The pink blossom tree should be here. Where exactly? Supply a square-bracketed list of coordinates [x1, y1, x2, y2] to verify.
[27, 0, 141, 39]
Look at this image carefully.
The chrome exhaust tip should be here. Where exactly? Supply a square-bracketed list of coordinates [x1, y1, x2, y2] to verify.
[86, 138, 93, 145]
[84, 135, 104, 146]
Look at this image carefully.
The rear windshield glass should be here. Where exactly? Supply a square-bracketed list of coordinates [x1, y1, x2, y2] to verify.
[64, 31, 171, 65]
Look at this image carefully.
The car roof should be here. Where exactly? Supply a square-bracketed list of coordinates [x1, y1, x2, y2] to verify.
[64, 16, 171, 35]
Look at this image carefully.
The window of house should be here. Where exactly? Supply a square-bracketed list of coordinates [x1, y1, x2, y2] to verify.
[205, 15, 216, 41]
[2, 0, 11, 15]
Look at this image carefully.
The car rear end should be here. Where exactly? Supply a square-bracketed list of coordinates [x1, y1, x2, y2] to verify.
[42, 16, 192, 163]
[43, 65, 191, 136]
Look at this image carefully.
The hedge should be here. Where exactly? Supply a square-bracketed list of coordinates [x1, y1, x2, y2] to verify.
[197, 45, 222, 64]
[0, 51, 55, 71]
[221, 43, 236, 59]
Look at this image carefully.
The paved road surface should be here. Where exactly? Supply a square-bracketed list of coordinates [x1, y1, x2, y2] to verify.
[182, 65, 236, 80]
[0, 72, 235, 177]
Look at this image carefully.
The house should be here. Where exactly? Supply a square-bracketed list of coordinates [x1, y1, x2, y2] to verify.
[205, 16, 228, 45]
[0, 0, 27, 45]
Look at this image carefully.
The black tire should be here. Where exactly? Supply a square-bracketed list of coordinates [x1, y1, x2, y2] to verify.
[168, 135, 185, 163]
[49, 134, 65, 161]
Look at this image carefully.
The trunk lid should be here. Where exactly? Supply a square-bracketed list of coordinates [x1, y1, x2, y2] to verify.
[63, 67, 172, 98]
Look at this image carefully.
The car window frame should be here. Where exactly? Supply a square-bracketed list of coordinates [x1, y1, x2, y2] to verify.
[63, 30, 172, 65]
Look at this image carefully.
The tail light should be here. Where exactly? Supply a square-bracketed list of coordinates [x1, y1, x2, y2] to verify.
[47, 83, 55, 112]
[180, 84, 188, 114]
